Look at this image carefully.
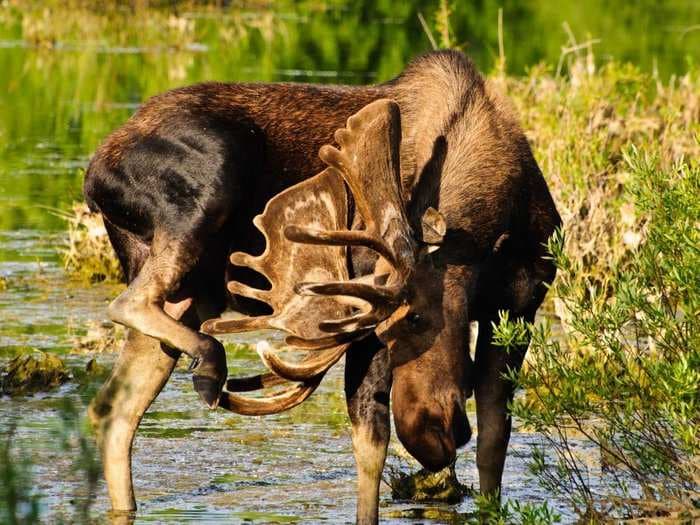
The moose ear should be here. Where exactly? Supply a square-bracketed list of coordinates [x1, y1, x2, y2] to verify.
[421, 207, 446, 248]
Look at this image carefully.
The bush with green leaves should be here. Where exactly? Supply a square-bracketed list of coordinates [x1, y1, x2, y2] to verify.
[495, 149, 700, 522]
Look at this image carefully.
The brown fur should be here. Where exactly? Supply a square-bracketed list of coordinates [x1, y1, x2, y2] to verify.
[85, 50, 560, 521]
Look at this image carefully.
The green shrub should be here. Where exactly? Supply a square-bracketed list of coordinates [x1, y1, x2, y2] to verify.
[473, 494, 562, 525]
[495, 149, 700, 521]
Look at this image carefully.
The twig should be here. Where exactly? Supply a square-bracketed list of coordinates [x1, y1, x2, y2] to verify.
[556, 39, 601, 77]
[497, 7, 506, 74]
[417, 12, 437, 51]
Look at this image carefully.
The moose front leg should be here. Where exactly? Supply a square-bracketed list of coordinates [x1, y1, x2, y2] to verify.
[473, 313, 533, 498]
[107, 234, 227, 408]
[345, 336, 391, 525]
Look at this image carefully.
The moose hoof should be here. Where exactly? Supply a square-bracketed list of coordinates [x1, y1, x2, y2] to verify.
[192, 374, 224, 409]
[190, 338, 227, 409]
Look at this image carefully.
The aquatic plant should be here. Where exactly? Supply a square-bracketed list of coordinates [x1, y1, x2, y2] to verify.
[1, 351, 70, 396]
[385, 462, 471, 503]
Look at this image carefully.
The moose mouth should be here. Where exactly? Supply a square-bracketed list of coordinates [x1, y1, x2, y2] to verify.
[394, 400, 472, 472]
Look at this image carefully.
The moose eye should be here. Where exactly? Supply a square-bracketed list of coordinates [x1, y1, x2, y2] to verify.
[406, 312, 422, 326]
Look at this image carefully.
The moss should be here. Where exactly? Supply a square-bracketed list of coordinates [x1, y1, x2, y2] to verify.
[385, 463, 472, 503]
[1, 351, 70, 396]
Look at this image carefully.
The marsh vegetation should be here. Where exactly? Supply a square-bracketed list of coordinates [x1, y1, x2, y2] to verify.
[0, 1, 698, 523]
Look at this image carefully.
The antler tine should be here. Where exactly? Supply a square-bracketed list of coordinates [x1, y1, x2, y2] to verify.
[284, 331, 370, 349]
[201, 315, 268, 335]
[284, 226, 398, 267]
[295, 280, 399, 305]
[257, 344, 349, 381]
[218, 376, 323, 416]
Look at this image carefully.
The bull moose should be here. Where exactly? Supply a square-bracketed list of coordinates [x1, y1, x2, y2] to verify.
[84, 50, 560, 523]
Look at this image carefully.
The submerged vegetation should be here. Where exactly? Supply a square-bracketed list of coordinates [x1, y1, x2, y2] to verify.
[386, 461, 472, 503]
[0, 351, 69, 396]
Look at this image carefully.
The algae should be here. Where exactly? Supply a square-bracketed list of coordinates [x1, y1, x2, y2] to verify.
[1, 351, 70, 396]
[385, 463, 473, 504]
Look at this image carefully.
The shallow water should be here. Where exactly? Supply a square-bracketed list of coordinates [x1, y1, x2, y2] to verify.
[0, 230, 603, 524]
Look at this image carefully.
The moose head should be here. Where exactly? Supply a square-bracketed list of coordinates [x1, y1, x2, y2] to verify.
[202, 99, 472, 470]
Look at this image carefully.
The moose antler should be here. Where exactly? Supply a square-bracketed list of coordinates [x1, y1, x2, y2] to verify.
[286, 98, 417, 330]
[202, 99, 420, 415]
[200, 166, 353, 414]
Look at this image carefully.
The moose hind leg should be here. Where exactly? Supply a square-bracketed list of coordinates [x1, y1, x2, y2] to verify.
[107, 233, 227, 408]
[88, 322, 182, 512]
[345, 336, 391, 525]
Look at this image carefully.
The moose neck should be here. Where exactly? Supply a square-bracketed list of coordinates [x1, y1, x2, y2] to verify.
[383, 51, 486, 199]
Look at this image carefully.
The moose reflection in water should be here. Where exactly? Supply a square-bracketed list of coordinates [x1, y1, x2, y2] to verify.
[84, 50, 560, 523]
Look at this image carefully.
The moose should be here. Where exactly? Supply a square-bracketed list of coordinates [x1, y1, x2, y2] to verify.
[84, 50, 560, 523]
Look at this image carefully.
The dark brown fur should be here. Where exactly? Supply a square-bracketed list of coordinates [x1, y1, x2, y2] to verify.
[85, 50, 560, 523]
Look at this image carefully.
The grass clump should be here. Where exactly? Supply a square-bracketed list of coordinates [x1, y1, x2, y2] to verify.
[71, 320, 125, 355]
[61, 202, 122, 283]
[501, 54, 699, 318]
[1, 351, 70, 396]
